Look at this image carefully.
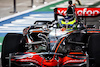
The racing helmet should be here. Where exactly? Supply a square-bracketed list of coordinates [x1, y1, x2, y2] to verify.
[61, 15, 76, 29]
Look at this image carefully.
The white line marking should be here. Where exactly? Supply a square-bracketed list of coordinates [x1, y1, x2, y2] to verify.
[0, 43, 2, 45]
[3, 24, 15, 26]
[3, 24, 30, 27]
[14, 19, 26, 22]
[30, 14, 42, 16]
[0, 26, 9, 28]
[0, 31, 22, 33]
[23, 16, 35, 19]
[0, 27, 25, 30]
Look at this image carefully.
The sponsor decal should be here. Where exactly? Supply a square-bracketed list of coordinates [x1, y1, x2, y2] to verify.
[50, 40, 57, 43]
[20, 59, 38, 63]
[64, 59, 85, 64]
[56, 8, 100, 16]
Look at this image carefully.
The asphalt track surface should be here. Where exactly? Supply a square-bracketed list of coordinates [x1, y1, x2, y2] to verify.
[0, 0, 55, 18]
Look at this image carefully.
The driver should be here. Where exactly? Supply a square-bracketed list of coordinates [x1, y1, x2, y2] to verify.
[61, 16, 77, 30]
[61, 0, 77, 31]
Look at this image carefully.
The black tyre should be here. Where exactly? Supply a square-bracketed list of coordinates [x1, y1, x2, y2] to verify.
[88, 34, 100, 67]
[1, 33, 24, 67]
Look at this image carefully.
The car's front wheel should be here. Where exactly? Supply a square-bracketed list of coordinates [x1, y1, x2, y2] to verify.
[1, 33, 24, 67]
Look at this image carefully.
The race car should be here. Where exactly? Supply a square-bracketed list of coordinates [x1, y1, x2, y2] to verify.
[1, 0, 100, 67]
[1, 33, 88, 67]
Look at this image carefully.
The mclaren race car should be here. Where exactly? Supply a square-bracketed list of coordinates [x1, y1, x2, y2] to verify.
[1, 0, 100, 67]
